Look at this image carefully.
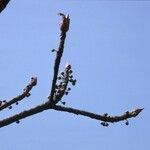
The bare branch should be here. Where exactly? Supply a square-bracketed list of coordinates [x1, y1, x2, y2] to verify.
[0, 13, 143, 128]
[49, 13, 70, 103]
[0, 101, 143, 128]
[0, 102, 50, 128]
[0, 77, 37, 111]
[53, 105, 144, 123]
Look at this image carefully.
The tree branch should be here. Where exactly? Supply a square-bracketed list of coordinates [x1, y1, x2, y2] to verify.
[0, 12, 143, 128]
[53, 105, 144, 124]
[0, 101, 143, 128]
[0, 77, 37, 111]
[49, 13, 70, 103]
[0, 102, 50, 128]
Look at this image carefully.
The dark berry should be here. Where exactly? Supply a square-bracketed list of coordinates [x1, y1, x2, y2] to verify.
[125, 121, 129, 126]
[8, 106, 12, 109]
[65, 92, 69, 95]
[68, 88, 71, 91]
[69, 75, 73, 79]
[58, 76, 61, 80]
[60, 100, 66, 105]
[61, 72, 64, 75]
[16, 120, 20, 124]
[51, 49, 55, 52]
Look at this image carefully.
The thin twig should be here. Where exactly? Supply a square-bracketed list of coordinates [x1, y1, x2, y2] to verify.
[0, 77, 37, 111]
[53, 105, 144, 123]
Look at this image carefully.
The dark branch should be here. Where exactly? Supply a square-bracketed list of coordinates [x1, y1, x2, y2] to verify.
[0, 102, 50, 128]
[0, 13, 143, 128]
[0, 0, 10, 13]
[49, 13, 70, 103]
[53, 105, 144, 123]
[0, 77, 37, 111]
[0, 101, 143, 128]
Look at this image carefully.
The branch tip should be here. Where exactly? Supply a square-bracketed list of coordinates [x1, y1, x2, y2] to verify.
[59, 12, 70, 32]
[129, 108, 144, 117]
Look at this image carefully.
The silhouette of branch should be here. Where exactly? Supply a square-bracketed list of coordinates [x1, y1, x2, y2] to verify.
[0, 102, 50, 128]
[53, 105, 144, 126]
[0, 12, 143, 128]
[0, 77, 37, 111]
[0, 0, 10, 13]
[0, 102, 143, 128]
[49, 13, 70, 103]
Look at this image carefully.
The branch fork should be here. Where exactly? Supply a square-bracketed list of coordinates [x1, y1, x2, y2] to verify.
[0, 13, 143, 128]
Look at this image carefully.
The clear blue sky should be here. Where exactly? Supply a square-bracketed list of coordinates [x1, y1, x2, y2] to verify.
[0, 0, 149, 150]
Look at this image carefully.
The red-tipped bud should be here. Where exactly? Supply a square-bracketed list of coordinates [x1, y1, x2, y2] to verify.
[59, 13, 70, 32]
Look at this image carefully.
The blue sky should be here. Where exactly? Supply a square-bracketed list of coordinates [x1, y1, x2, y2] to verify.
[0, 0, 150, 150]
